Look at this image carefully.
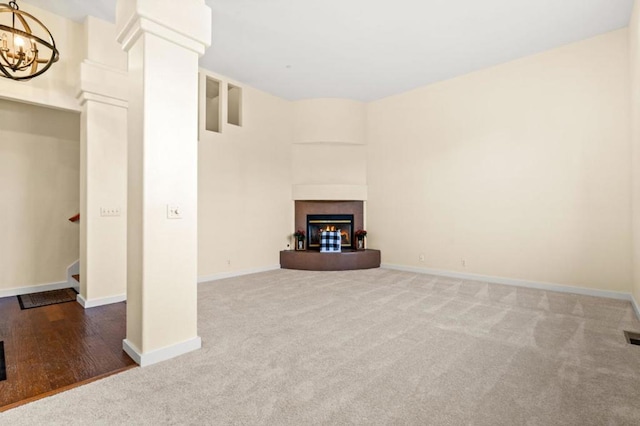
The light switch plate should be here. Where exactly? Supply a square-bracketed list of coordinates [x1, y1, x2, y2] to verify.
[167, 204, 182, 219]
[100, 207, 121, 217]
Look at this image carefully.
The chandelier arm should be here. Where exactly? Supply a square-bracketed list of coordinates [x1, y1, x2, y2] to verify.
[0, 51, 13, 67]
[2, 37, 37, 71]
[13, 55, 53, 80]
[7, 45, 54, 80]
[29, 51, 36, 73]
[1, 45, 36, 70]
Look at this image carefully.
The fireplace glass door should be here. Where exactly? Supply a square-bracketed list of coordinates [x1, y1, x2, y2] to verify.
[307, 214, 354, 249]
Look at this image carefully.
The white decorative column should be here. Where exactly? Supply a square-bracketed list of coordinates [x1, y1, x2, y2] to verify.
[116, 0, 211, 366]
[77, 17, 129, 309]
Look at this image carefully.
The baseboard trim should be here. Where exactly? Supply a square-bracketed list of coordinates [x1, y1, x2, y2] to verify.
[123, 336, 202, 367]
[0, 281, 71, 299]
[77, 293, 126, 309]
[198, 264, 280, 284]
[381, 263, 633, 302]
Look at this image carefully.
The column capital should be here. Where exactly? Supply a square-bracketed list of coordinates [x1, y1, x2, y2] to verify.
[77, 60, 129, 108]
[116, 0, 211, 55]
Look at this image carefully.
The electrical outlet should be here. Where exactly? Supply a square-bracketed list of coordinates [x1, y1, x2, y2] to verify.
[167, 204, 182, 219]
[419, 253, 425, 262]
[100, 207, 120, 217]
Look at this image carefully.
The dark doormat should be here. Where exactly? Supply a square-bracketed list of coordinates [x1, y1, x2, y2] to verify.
[0, 341, 6, 382]
[17, 288, 78, 310]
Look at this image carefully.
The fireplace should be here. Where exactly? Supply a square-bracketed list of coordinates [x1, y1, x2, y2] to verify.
[285, 199, 379, 270]
[295, 200, 364, 251]
[307, 214, 354, 249]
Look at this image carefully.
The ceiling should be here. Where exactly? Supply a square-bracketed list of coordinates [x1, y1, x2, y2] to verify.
[21, 0, 634, 101]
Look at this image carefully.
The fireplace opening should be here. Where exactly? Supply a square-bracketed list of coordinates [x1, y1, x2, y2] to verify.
[307, 214, 354, 250]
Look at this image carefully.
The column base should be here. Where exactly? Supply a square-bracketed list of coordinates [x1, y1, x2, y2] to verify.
[77, 293, 126, 309]
[123, 336, 202, 367]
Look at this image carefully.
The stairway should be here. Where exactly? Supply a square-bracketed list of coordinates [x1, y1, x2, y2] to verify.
[69, 214, 80, 285]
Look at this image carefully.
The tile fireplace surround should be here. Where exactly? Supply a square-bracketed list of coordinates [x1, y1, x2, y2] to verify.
[294, 200, 364, 250]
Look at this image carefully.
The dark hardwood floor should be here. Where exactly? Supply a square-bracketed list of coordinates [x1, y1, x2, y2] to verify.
[0, 295, 136, 411]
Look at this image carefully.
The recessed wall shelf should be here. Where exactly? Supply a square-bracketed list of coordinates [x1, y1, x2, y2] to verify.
[227, 83, 242, 127]
[205, 77, 221, 133]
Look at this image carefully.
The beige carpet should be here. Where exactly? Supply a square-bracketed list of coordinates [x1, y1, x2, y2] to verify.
[2, 268, 640, 425]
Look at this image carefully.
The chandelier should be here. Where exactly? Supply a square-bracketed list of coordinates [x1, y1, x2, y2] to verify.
[0, 0, 59, 81]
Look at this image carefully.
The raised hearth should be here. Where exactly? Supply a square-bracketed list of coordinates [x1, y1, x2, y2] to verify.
[280, 249, 381, 271]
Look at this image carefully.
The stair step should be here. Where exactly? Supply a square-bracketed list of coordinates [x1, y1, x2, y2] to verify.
[72, 274, 80, 282]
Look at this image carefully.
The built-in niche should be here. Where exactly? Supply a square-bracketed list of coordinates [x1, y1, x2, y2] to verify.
[227, 84, 242, 126]
[205, 77, 221, 133]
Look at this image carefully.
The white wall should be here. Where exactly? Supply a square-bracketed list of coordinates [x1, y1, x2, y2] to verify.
[0, 99, 80, 291]
[291, 98, 368, 201]
[83, 16, 128, 71]
[293, 98, 366, 144]
[198, 71, 293, 278]
[630, 2, 640, 309]
[367, 30, 632, 293]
